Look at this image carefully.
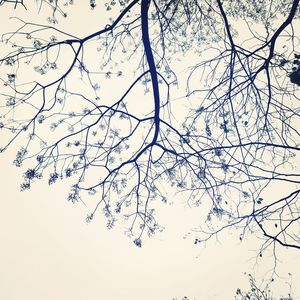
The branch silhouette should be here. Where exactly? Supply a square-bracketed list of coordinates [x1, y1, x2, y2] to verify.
[0, 0, 299, 252]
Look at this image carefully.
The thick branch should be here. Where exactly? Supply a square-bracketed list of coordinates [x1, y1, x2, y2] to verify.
[141, 0, 160, 143]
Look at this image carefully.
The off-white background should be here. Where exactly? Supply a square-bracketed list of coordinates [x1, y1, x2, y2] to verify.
[0, 2, 299, 300]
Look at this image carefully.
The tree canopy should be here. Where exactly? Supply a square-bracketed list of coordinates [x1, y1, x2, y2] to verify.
[0, 0, 299, 254]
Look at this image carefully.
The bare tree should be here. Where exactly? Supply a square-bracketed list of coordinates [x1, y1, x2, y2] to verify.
[0, 0, 299, 251]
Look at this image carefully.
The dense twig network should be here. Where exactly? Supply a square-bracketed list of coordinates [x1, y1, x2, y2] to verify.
[0, 0, 299, 252]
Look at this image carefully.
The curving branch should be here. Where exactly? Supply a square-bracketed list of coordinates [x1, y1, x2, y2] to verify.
[0, 0, 299, 253]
